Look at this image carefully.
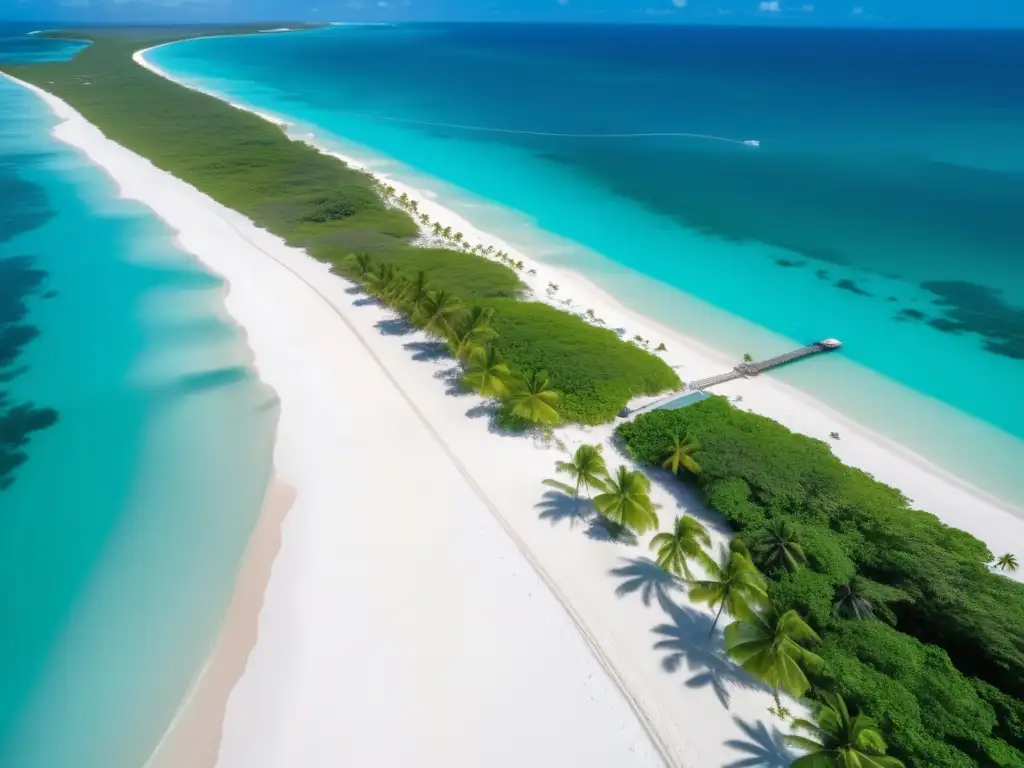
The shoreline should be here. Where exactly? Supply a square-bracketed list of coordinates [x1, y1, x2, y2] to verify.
[145, 478, 294, 768]
[8, 34, 1024, 766]
[134, 43, 1024, 525]
[134, 44, 1024, 527]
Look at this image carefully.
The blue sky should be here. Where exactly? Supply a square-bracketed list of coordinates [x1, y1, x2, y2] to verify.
[3, 0, 1024, 27]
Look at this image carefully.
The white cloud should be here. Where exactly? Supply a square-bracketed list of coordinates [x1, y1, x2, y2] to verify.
[757, 0, 780, 10]
[671, 0, 687, 7]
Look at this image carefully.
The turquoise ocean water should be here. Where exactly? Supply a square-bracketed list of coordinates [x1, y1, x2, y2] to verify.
[151, 24, 1024, 506]
[1, 31, 276, 768]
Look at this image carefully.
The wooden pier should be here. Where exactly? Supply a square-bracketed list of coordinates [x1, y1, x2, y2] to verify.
[627, 339, 841, 416]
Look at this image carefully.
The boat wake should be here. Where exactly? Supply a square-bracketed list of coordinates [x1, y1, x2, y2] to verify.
[350, 112, 760, 147]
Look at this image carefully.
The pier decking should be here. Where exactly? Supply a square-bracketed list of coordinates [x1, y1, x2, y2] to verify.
[628, 339, 841, 416]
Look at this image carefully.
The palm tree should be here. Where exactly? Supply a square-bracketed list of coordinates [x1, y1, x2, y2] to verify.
[446, 307, 496, 360]
[543, 444, 608, 499]
[786, 692, 904, 767]
[363, 262, 400, 298]
[419, 213, 430, 226]
[688, 540, 768, 636]
[432, 222, 443, 237]
[996, 553, 1019, 572]
[650, 515, 711, 580]
[463, 345, 511, 398]
[593, 465, 659, 535]
[401, 270, 433, 316]
[833, 580, 876, 620]
[415, 290, 463, 338]
[752, 519, 807, 573]
[453, 232, 464, 245]
[379, 271, 409, 307]
[441, 225, 453, 240]
[506, 370, 559, 426]
[661, 433, 701, 476]
[724, 606, 824, 706]
[349, 252, 373, 277]
[409, 200, 419, 213]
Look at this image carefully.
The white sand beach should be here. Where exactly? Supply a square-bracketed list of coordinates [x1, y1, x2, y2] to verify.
[8, 41, 1024, 768]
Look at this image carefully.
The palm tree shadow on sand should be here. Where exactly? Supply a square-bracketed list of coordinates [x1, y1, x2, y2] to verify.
[375, 317, 415, 336]
[402, 340, 450, 362]
[724, 716, 796, 768]
[585, 516, 639, 546]
[609, 557, 685, 607]
[650, 593, 770, 709]
[535, 489, 593, 529]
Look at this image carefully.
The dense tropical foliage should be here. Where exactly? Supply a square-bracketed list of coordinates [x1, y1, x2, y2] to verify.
[617, 396, 1024, 766]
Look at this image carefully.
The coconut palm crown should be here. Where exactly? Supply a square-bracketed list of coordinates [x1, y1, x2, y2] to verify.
[752, 519, 807, 573]
[446, 306, 496, 360]
[662, 433, 701, 475]
[593, 465, 659, 535]
[786, 692, 905, 767]
[415, 289, 463, 338]
[996, 553, 1019, 572]
[506, 370, 559, 426]
[688, 539, 768, 635]
[543, 443, 609, 499]
[650, 515, 712, 580]
[724, 606, 824, 705]
[463, 345, 511, 398]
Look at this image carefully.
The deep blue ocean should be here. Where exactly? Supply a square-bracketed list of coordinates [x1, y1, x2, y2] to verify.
[0, 28, 275, 768]
[152, 23, 1024, 505]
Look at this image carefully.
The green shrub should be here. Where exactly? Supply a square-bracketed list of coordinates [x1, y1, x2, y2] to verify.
[479, 299, 680, 424]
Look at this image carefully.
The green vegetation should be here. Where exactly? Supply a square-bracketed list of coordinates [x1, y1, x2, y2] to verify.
[330, 246, 523, 301]
[725, 606, 824, 706]
[649, 515, 711, 580]
[787, 692, 905, 768]
[478, 298, 680, 423]
[593, 465, 660, 534]
[688, 539, 769, 635]
[752, 519, 808, 574]
[505, 370, 560, 427]
[3, 28, 678, 428]
[543, 444, 609, 499]
[617, 396, 1024, 766]
[661, 432, 701, 475]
